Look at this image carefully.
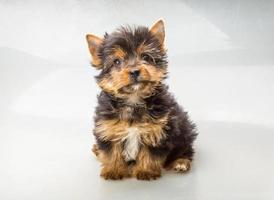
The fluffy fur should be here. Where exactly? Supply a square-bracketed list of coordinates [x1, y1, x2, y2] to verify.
[86, 20, 198, 180]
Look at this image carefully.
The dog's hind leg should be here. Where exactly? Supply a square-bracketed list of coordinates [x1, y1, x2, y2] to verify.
[92, 144, 100, 157]
[166, 158, 191, 173]
[164, 146, 194, 173]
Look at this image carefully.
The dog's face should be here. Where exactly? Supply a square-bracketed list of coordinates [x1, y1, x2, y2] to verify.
[86, 20, 168, 100]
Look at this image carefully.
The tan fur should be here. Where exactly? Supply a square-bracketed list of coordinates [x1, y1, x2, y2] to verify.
[95, 113, 168, 146]
[114, 47, 127, 59]
[137, 41, 166, 55]
[166, 158, 191, 173]
[88, 20, 196, 181]
[95, 119, 128, 141]
[136, 42, 146, 55]
[139, 114, 169, 146]
[150, 19, 165, 46]
[97, 39, 167, 97]
[91, 55, 102, 67]
[132, 147, 164, 180]
[98, 63, 165, 98]
[99, 143, 129, 180]
[98, 67, 131, 95]
[86, 34, 103, 68]
[92, 144, 100, 157]
[141, 64, 166, 83]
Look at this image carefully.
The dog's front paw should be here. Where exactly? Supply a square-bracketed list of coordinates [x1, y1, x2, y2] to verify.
[100, 168, 128, 180]
[135, 170, 161, 181]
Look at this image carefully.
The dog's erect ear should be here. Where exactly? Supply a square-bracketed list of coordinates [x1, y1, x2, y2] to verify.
[86, 34, 103, 69]
[150, 19, 165, 45]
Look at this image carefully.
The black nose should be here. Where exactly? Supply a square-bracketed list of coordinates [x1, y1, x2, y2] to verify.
[129, 69, 140, 80]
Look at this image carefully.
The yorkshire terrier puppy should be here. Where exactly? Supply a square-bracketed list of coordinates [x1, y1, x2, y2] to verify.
[86, 19, 198, 180]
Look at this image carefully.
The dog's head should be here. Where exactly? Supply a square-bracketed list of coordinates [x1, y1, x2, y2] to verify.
[86, 20, 168, 101]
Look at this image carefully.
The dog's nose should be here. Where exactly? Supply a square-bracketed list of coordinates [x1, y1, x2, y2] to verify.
[129, 69, 140, 80]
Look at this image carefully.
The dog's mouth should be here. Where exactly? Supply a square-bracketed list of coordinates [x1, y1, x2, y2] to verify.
[118, 80, 155, 94]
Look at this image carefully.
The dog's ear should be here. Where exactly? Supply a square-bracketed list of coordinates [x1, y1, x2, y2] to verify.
[150, 19, 165, 45]
[86, 34, 103, 69]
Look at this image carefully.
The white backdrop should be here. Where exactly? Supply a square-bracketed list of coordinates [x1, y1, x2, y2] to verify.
[1, 1, 274, 199]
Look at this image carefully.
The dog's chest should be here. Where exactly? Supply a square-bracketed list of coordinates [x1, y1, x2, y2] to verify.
[122, 127, 141, 162]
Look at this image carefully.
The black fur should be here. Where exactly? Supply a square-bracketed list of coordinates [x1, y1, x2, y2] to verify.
[94, 85, 198, 166]
[95, 26, 168, 81]
[91, 24, 197, 168]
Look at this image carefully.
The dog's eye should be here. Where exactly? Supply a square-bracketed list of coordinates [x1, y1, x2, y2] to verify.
[113, 59, 121, 66]
[141, 53, 154, 63]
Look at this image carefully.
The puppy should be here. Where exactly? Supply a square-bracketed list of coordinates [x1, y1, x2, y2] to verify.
[86, 19, 198, 180]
